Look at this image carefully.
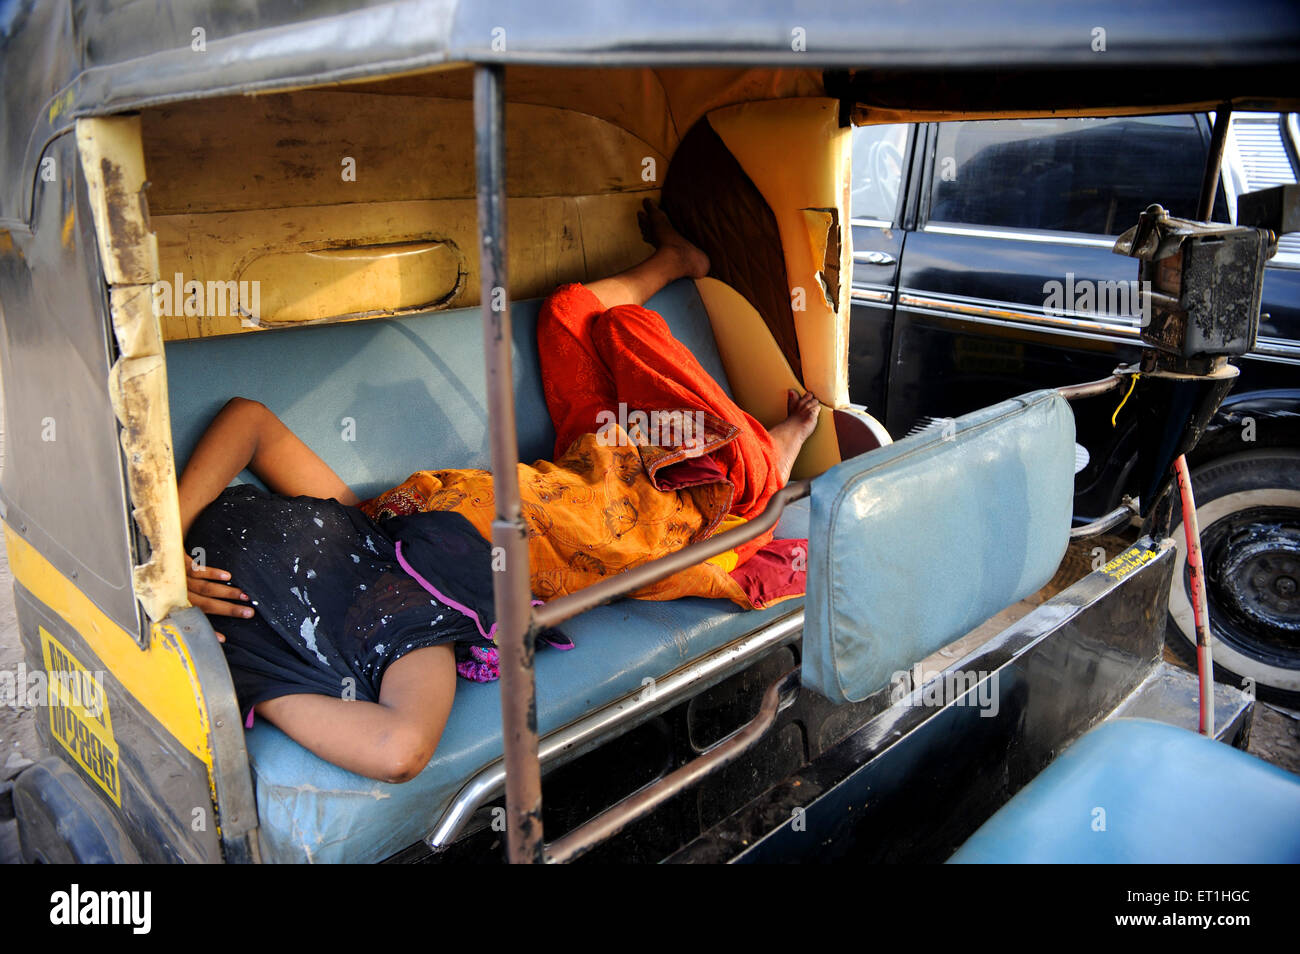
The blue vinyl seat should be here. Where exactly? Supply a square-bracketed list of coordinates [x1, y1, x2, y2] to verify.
[948, 718, 1300, 863]
[166, 280, 805, 863]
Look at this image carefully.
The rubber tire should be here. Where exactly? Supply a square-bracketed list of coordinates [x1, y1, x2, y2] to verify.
[12, 758, 139, 863]
[1166, 449, 1300, 707]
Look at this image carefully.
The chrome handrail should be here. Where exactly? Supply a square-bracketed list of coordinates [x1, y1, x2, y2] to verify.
[532, 479, 811, 630]
[1070, 497, 1139, 539]
[425, 613, 805, 850]
[544, 666, 803, 864]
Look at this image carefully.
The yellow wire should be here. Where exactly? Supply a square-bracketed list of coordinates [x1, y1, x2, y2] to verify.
[1111, 373, 1139, 427]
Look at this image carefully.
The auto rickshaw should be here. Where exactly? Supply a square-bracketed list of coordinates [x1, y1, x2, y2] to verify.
[1, 0, 1298, 864]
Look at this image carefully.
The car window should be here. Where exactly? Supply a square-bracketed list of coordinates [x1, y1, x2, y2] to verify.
[850, 123, 909, 224]
[928, 115, 1210, 236]
[1225, 112, 1300, 265]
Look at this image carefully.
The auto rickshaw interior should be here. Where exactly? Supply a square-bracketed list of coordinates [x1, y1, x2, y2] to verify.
[71, 62, 1254, 862]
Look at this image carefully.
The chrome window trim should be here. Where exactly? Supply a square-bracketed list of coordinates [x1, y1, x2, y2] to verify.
[897, 290, 1300, 363]
[897, 290, 1142, 338]
[850, 217, 895, 230]
[923, 222, 1117, 249]
[851, 285, 894, 304]
[1251, 337, 1300, 362]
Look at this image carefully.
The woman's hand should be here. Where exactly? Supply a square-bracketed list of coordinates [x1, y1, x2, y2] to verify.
[186, 556, 254, 643]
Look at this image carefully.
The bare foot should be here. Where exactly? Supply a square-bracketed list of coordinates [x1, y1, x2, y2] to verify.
[768, 389, 821, 484]
[638, 199, 710, 279]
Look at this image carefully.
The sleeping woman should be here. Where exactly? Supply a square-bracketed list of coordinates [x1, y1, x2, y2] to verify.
[179, 202, 820, 783]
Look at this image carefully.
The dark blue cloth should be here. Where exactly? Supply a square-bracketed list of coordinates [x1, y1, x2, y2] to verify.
[186, 486, 499, 708]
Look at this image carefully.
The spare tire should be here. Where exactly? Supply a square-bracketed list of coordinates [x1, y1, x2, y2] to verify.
[1166, 450, 1300, 707]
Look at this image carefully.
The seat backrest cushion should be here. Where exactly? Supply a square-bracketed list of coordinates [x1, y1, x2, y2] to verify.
[802, 389, 1075, 704]
[165, 279, 732, 500]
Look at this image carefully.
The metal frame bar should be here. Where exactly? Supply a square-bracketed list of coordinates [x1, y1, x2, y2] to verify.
[475, 64, 544, 863]
[424, 612, 804, 850]
[1199, 106, 1232, 221]
[545, 667, 802, 863]
[1056, 372, 1127, 400]
[1069, 498, 1138, 538]
[533, 481, 810, 630]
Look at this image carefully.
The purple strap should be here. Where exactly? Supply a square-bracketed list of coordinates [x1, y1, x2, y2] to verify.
[394, 541, 574, 651]
[395, 540, 498, 642]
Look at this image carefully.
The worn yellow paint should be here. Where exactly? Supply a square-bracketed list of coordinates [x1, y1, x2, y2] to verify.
[708, 98, 853, 409]
[693, 276, 840, 480]
[78, 116, 188, 622]
[141, 92, 665, 215]
[60, 209, 75, 249]
[47, 87, 75, 125]
[153, 191, 657, 339]
[5, 525, 213, 766]
[242, 241, 465, 326]
[76, 116, 159, 286]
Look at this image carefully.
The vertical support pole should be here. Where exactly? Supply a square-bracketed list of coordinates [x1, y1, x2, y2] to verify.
[1198, 106, 1231, 222]
[474, 64, 544, 862]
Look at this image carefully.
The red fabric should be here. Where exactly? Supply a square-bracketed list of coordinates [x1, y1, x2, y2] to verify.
[728, 538, 808, 609]
[538, 283, 783, 562]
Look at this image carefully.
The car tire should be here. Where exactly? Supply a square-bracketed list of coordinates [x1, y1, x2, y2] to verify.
[1166, 450, 1300, 707]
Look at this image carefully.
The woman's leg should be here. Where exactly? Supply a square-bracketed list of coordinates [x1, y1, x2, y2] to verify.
[538, 201, 712, 456]
[252, 645, 457, 783]
[583, 200, 710, 309]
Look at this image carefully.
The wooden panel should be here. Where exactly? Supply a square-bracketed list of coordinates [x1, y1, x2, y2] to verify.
[154, 191, 657, 339]
[141, 91, 666, 215]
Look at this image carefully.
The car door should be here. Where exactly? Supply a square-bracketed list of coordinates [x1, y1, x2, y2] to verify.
[847, 121, 916, 417]
[888, 114, 1224, 519]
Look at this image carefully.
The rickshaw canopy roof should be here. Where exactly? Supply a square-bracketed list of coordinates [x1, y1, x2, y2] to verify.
[3, 0, 1299, 226]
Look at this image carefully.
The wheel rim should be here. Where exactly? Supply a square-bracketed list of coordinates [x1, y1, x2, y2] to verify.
[1168, 487, 1300, 693]
[1201, 506, 1300, 665]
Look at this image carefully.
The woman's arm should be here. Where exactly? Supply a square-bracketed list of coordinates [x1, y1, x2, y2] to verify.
[179, 397, 360, 624]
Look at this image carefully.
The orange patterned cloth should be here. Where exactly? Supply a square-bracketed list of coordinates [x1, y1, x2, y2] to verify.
[360, 284, 805, 610]
[360, 430, 762, 605]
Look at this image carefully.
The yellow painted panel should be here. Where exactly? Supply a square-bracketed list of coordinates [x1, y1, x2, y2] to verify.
[141, 91, 666, 216]
[708, 98, 853, 408]
[240, 241, 464, 325]
[693, 277, 839, 480]
[155, 191, 657, 339]
[5, 526, 213, 767]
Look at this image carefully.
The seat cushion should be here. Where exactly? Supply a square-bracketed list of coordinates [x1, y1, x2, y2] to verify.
[165, 279, 733, 500]
[802, 389, 1075, 705]
[948, 718, 1300, 863]
[248, 592, 800, 863]
[163, 279, 789, 863]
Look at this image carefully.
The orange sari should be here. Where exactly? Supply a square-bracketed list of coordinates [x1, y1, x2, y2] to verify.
[360, 284, 804, 610]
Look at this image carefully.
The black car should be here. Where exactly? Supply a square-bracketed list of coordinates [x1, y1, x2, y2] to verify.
[848, 111, 1300, 703]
